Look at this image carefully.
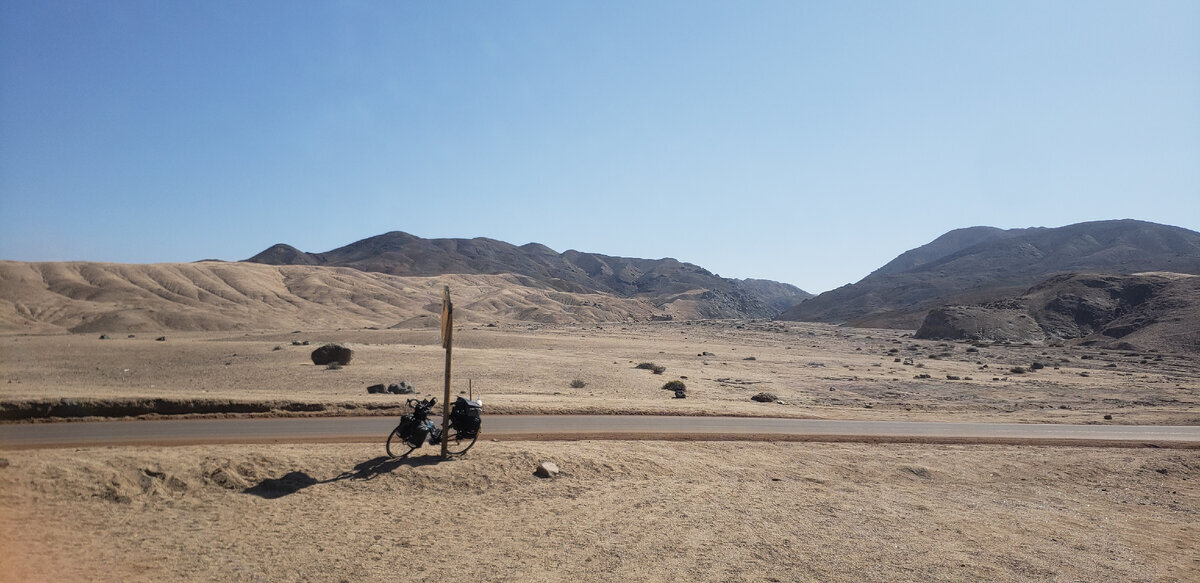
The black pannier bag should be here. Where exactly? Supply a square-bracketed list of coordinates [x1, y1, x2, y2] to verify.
[450, 397, 482, 438]
[398, 413, 431, 448]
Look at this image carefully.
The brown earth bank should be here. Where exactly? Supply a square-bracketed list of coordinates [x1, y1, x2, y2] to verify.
[3, 321, 1198, 425]
[0, 441, 1195, 582]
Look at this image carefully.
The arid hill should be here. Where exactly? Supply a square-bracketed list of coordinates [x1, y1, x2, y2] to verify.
[913, 272, 1200, 353]
[248, 232, 812, 319]
[779, 219, 1200, 328]
[0, 261, 674, 334]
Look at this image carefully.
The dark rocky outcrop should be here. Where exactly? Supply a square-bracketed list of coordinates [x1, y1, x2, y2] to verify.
[311, 343, 353, 366]
[913, 272, 1200, 352]
[915, 304, 1044, 344]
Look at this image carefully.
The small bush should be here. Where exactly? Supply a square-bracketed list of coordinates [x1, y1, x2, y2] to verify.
[1030, 362, 1045, 370]
[1010, 366, 1026, 374]
[569, 379, 586, 389]
[662, 380, 686, 391]
[635, 362, 657, 370]
[946, 375, 961, 380]
[965, 347, 978, 353]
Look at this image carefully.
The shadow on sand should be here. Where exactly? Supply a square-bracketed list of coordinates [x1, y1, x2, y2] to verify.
[243, 454, 447, 499]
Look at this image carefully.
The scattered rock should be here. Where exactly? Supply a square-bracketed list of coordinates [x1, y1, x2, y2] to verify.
[155, 336, 166, 342]
[388, 381, 415, 394]
[98, 334, 110, 340]
[1104, 414, 1113, 420]
[673, 389, 687, 399]
[534, 461, 559, 478]
[743, 356, 757, 361]
[751, 392, 777, 403]
[311, 343, 353, 366]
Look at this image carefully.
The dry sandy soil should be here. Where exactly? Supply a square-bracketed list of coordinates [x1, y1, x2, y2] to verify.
[2, 322, 1198, 581]
[0, 441, 1196, 582]
[3, 321, 1198, 424]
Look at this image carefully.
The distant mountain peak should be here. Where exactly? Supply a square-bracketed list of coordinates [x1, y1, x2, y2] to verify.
[780, 219, 1200, 328]
[245, 232, 812, 319]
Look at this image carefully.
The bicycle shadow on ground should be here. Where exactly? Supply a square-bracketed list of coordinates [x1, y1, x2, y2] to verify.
[243, 454, 448, 499]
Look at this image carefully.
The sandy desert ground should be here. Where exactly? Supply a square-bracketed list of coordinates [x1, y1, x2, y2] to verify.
[3, 321, 1199, 424]
[2, 321, 1198, 581]
[0, 441, 1196, 582]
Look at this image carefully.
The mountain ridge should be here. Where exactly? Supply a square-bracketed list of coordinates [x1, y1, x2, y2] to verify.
[779, 219, 1200, 328]
[247, 232, 813, 319]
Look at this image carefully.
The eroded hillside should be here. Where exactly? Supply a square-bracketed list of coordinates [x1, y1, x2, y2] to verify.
[0, 261, 668, 333]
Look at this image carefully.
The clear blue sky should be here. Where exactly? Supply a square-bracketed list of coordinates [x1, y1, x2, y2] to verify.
[2, 1, 1197, 293]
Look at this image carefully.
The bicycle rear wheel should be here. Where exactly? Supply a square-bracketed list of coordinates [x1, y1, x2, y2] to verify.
[442, 425, 478, 455]
[386, 426, 416, 458]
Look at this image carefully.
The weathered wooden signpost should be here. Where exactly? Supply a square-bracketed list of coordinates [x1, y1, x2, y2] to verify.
[439, 285, 453, 459]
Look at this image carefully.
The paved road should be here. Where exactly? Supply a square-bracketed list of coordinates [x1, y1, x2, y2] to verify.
[1, 416, 1198, 449]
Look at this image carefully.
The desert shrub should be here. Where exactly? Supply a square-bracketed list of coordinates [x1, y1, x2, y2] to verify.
[1030, 362, 1045, 370]
[946, 375, 961, 380]
[635, 362, 657, 370]
[1009, 366, 1026, 374]
[662, 380, 686, 391]
[569, 379, 586, 389]
[965, 347, 978, 353]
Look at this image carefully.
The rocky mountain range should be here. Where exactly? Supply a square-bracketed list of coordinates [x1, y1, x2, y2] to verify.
[248, 232, 812, 320]
[779, 219, 1200, 329]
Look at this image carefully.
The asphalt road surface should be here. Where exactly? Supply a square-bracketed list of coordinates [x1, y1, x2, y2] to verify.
[2, 416, 1198, 449]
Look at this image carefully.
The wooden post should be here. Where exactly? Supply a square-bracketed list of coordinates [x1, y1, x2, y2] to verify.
[440, 285, 453, 459]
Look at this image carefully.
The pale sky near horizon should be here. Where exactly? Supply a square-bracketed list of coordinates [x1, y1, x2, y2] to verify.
[2, 1, 1197, 293]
